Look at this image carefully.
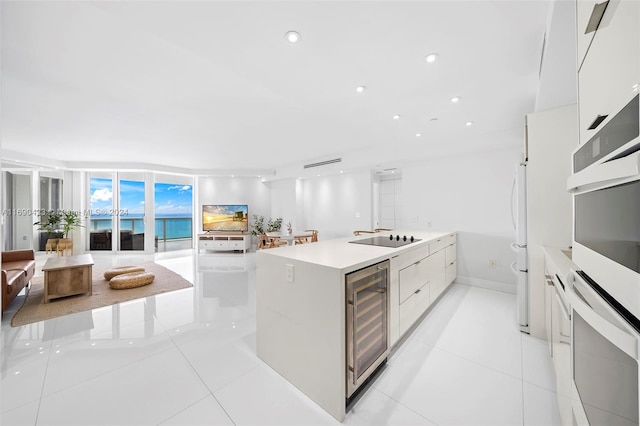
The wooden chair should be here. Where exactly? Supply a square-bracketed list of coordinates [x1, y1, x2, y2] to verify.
[353, 230, 376, 236]
[258, 234, 287, 249]
[295, 230, 318, 244]
[258, 234, 272, 249]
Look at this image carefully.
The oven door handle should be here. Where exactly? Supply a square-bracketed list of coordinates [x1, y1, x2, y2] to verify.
[568, 273, 639, 359]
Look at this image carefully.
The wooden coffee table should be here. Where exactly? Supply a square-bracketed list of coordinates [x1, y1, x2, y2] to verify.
[42, 254, 94, 303]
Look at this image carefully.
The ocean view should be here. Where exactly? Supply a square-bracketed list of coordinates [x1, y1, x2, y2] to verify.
[90, 213, 192, 240]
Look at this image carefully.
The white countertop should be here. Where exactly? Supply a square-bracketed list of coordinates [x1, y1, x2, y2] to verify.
[256, 230, 453, 271]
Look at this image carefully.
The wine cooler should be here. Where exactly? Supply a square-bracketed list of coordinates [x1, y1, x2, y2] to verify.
[346, 259, 390, 398]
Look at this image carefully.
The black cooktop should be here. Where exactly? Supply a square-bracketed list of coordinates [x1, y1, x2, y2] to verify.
[349, 235, 421, 248]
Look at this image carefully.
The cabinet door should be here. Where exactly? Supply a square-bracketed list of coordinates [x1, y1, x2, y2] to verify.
[426, 250, 446, 301]
[578, 0, 640, 145]
[551, 285, 573, 425]
[576, 0, 602, 68]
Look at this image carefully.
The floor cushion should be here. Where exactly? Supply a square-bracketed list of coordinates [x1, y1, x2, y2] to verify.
[104, 266, 146, 280]
[109, 271, 155, 289]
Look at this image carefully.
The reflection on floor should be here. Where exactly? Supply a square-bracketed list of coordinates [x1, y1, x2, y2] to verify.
[1, 251, 562, 425]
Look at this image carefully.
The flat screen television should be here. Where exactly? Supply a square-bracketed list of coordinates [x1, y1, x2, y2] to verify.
[202, 204, 248, 232]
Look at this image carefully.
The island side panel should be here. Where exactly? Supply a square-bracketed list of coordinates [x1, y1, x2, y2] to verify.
[256, 251, 346, 421]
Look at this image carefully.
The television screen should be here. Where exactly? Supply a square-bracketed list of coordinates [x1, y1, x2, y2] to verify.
[202, 204, 248, 232]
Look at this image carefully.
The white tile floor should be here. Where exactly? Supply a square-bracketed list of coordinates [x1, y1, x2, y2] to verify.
[1, 251, 562, 425]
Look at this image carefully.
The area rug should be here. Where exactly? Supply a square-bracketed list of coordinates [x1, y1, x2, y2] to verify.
[11, 262, 193, 327]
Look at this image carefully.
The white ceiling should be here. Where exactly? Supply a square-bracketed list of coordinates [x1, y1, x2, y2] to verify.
[1, 1, 552, 179]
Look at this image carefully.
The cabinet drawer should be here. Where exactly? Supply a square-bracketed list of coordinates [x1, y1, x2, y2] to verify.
[430, 233, 456, 253]
[213, 241, 228, 249]
[446, 260, 457, 286]
[397, 244, 430, 270]
[399, 258, 430, 303]
[201, 241, 214, 249]
[399, 282, 431, 336]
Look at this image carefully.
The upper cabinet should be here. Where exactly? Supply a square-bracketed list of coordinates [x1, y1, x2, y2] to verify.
[576, 0, 601, 68]
[577, 0, 640, 145]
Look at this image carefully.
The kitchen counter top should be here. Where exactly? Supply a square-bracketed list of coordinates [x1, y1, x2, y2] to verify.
[256, 230, 452, 272]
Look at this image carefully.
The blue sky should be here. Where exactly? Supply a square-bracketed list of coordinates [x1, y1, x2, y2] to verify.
[89, 178, 192, 216]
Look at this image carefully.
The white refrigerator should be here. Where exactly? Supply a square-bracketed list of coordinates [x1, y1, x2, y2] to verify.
[511, 162, 529, 333]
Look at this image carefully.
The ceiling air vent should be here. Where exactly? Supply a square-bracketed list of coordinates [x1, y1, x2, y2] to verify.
[303, 158, 342, 169]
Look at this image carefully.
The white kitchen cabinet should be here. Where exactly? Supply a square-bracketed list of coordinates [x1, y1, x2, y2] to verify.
[576, 0, 602, 68]
[577, 0, 639, 145]
[397, 234, 453, 338]
[543, 247, 575, 426]
[445, 242, 457, 286]
[399, 254, 430, 304]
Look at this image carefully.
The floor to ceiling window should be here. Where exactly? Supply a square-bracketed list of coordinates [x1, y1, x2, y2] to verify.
[154, 180, 193, 252]
[118, 174, 145, 251]
[89, 174, 114, 251]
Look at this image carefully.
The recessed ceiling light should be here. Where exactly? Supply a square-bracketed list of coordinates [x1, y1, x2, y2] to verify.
[465, 121, 473, 126]
[356, 85, 366, 93]
[393, 114, 400, 120]
[285, 31, 301, 43]
[425, 53, 439, 63]
[451, 96, 461, 103]
[340, 170, 344, 174]
[416, 132, 422, 137]
[317, 174, 320, 177]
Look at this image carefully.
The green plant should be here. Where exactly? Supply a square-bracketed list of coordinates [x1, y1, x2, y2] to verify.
[267, 217, 283, 232]
[34, 210, 63, 236]
[61, 210, 83, 238]
[250, 214, 265, 236]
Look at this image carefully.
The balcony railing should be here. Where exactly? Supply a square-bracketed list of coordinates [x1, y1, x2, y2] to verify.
[89, 216, 192, 251]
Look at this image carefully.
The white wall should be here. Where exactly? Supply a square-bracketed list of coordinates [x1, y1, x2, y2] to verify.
[269, 179, 298, 231]
[303, 170, 373, 240]
[401, 146, 522, 292]
[197, 176, 271, 235]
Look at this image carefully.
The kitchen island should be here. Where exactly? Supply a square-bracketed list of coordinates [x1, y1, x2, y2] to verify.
[256, 230, 457, 421]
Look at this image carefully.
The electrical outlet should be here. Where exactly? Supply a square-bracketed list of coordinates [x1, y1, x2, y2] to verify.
[285, 264, 294, 283]
[489, 259, 497, 269]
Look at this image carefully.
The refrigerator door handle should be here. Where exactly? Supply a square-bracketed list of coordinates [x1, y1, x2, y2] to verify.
[510, 262, 519, 276]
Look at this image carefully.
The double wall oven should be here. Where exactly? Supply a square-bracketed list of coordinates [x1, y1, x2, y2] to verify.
[568, 94, 640, 425]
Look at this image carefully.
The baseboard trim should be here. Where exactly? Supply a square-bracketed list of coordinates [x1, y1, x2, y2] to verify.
[455, 275, 516, 294]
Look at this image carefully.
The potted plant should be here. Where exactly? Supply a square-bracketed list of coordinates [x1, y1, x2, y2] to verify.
[267, 217, 283, 232]
[61, 210, 83, 239]
[57, 210, 83, 255]
[34, 210, 63, 252]
[250, 214, 265, 237]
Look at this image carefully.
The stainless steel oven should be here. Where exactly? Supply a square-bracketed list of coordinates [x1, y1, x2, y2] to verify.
[346, 259, 390, 399]
[568, 270, 640, 426]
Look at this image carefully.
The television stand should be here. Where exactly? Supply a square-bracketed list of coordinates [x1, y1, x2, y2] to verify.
[198, 233, 250, 253]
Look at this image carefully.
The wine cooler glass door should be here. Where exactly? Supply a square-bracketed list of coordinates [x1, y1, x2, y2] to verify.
[346, 260, 390, 397]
